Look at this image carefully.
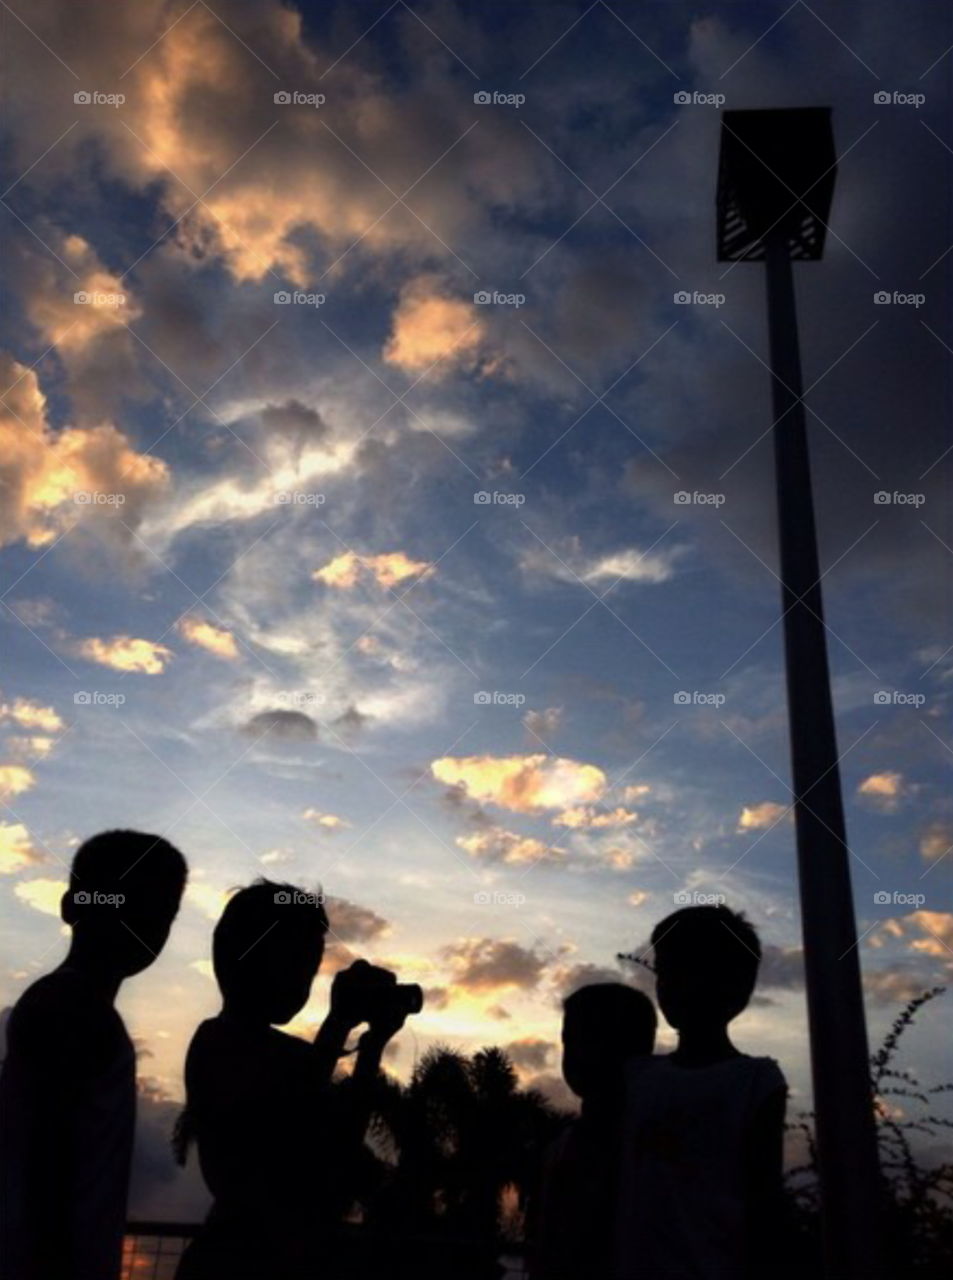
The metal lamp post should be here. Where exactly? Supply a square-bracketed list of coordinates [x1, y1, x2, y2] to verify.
[716, 108, 884, 1280]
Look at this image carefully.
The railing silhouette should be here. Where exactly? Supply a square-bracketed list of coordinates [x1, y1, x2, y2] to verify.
[122, 1222, 196, 1280]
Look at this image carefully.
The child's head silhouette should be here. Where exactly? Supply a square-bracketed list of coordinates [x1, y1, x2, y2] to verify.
[61, 830, 187, 977]
[561, 982, 657, 1101]
[651, 904, 760, 1033]
[213, 880, 328, 1024]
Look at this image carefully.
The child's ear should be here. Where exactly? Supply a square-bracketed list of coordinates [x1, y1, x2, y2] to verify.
[60, 889, 77, 926]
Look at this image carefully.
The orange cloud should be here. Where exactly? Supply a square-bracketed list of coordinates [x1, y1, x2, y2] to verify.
[0, 765, 35, 801]
[432, 753, 607, 814]
[456, 827, 563, 866]
[383, 283, 485, 377]
[313, 550, 434, 591]
[178, 616, 239, 661]
[737, 801, 789, 832]
[14, 877, 67, 917]
[302, 808, 350, 834]
[857, 771, 906, 813]
[919, 822, 952, 864]
[75, 635, 173, 674]
[554, 805, 639, 830]
[0, 697, 64, 734]
[0, 822, 42, 874]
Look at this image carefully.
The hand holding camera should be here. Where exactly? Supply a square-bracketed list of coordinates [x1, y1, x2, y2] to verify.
[331, 959, 423, 1041]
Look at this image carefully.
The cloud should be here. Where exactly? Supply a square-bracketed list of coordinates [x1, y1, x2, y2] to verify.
[0, 355, 169, 550]
[14, 877, 67, 917]
[325, 895, 389, 943]
[312, 550, 434, 591]
[553, 805, 639, 830]
[757, 945, 806, 990]
[504, 1037, 556, 1073]
[0, 697, 64, 734]
[382, 280, 487, 378]
[906, 911, 953, 960]
[301, 808, 350, 834]
[857, 772, 907, 813]
[551, 960, 634, 999]
[456, 826, 564, 866]
[0, 823, 43, 874]
[242, 709, 318, 741]
[185, 882, 233, 921]
[0, 765, 36, 800]
[74, 635, 173, 675]
[737, 801, 790, 832]
[523, 707, 563, 740]
[440, 937, 548, 993]
[177, 617, 239, 661]
[918, 822, 952, 865]
[520, 535, 680, 587]
[431, 753, 607, 815]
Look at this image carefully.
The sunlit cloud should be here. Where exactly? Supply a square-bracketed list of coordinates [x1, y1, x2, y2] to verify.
[382, 280, 487, 378]
[177, 616, 240, 661]
[857, 771, 906, 813]
[0, 765, 36, 801]
[432, 753, 607, 814]
[918, 822, 952, 865]
[554, 805, 639, 830]
[0, 822, 42, 874]
[456, 826, 564, 866]
[302, 808, 351, 834]
[737, 801, 790, 832]
[313, 550, 435, 591]
[0, 697, 64, 734]
[74, 635, 173, 674]
[14, 877, 67, 917]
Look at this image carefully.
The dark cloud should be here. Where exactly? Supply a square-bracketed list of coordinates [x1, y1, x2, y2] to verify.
[325, 895, 389, 943]
[242, 709, 318, 742]
[441, 937, 548, 993]
[504, 1036, 556, 1073]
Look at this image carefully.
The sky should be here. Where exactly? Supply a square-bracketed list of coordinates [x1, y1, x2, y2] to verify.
[0, 0, 951, 1220]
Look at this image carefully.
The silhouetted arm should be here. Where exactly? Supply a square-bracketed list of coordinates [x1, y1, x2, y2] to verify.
[744, 1083, 787, 1279]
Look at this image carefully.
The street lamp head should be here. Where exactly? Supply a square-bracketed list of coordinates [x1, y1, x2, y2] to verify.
[716, 107, 836, 262]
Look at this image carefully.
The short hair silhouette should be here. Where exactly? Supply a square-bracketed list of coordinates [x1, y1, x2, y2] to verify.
[212, 879, 329, 1024]
[562, 982, 656, 1100]
[651, 904, 761, 1028]
[61, 829, 187, 976]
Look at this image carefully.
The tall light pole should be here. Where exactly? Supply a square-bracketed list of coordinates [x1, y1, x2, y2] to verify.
[716, 108, 885, 1280]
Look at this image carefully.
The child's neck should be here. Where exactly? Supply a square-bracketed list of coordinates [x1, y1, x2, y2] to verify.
[671, 1025, 740, 1065]
[59, 947, 122, 1003]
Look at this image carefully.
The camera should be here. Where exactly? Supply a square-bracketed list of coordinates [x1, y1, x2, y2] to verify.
[340, 959, 423, 1026]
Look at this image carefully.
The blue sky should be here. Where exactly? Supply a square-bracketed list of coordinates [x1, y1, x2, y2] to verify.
[1, 0, 951, 1215]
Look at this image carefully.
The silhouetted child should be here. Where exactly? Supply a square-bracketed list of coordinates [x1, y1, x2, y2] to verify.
[0, 830, 187, 1280]
[174, 880, 414, 1280]
[531, 983, 657, 1280]
[614, 905, 788, 1280]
